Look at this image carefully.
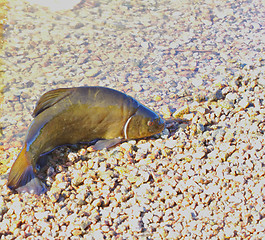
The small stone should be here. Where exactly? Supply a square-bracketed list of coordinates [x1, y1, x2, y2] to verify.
[238, 98, 249, 109]
[78, 148, 87, 156]
[208, 89, 224, 101]
[224, 226, 235, 238]
[129, 218, 143, 232]
[193, 93, 205, 102]
[193, 113, 208, 125]
[98, 170, 114, 181]
[92, 199, 103, 207]
[72, 229, 82, 236]
[35, 211, 49, 220]
[173, 105, 189, 118]
[196, 123, 205, 133]
[196, 107, 207, 115]
[193, 147, 206, 159]
[161, 105, 171, 119]
[161, 128, 170, 139]
[120, 142, 132, 151]
[114, 166, 130, 175]
[101, 225, 110, 233]
[72, 22, 84, 29]
[127, 174, 139, 183]
[0, 205, 8, 216]
[72, 174, 84, 187]
[85, 68, 101, 77]
[132, 84, 142, 92]
[219, 100, 234, 109]
[257, 78, 265, 87]
[153, 94, 162, 101]
[151, 172, 163, 182]
[48, 190, 61, 203]
[57, 182, 68, 190]
[212, 129, 226, 140]
[81, 220, 91, 230]
[141, 41, 150, 49]
[139, 170, 150, 183]
[85, 194, 94, 204]
[47, 166, 55, 176]
[68, 152, 78, 162]
[223, 130, 235, 142]
[183, 113, 194, 120]
[165, 138, 177, 149]
[92, 230, 104, 239]
[76, 199, 86, 205]
[177, 124, 188, 132]
[226, 92, 239, 102]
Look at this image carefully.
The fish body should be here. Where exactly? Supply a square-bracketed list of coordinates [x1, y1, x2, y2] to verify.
[7, 87, 165, 194]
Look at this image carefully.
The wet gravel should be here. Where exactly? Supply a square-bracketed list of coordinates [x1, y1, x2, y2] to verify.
[1, 0, 265, 239]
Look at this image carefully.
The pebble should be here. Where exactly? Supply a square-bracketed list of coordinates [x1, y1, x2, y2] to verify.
[153, 94, 162, 101]
[182, 113, 194, 121]
[0, 203, 8, 216]
[208, 89, 224, 101]
[165, 138, 177, 149]
[238, 97, 250, 109]
[226, 92, 239, 102]
[257, 77, 265, 87]
[172, 105, 189, 118]
[196, 123, 205, 134]
[132, 84, 143, 92]
[48, 190, 61, 202]
[85, 68, 101, 77]
[35, 211, 49, 220]
[160, 105, 171, 119]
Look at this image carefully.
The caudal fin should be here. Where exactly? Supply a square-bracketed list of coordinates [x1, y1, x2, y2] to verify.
[7, 146, 46, 195]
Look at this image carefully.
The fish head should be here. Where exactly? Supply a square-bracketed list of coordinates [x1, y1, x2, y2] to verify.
[125, 104, 165, 139]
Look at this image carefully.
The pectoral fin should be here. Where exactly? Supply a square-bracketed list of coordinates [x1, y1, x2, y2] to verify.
[92, 138, 123, 150]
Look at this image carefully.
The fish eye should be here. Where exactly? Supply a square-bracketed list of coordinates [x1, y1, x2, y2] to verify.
[147, 120, 154, 126]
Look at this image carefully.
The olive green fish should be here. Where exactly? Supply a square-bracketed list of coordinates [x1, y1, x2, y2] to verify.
[7, 86, 165, 194]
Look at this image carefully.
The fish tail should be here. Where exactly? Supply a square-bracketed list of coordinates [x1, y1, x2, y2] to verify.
[7, 146, 46, 194]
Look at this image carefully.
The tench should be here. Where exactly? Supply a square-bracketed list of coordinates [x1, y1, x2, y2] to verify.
[7, 86, 165, 194]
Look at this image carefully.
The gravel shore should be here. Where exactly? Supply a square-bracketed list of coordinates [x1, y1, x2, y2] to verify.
[1, 0, 265, 239]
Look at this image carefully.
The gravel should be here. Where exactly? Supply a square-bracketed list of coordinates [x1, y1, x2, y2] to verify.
[1, 0, 265, 239]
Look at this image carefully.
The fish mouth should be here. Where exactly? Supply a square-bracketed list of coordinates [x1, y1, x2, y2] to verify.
[155, 117, 165, 133]
[159, 117, 165, 126]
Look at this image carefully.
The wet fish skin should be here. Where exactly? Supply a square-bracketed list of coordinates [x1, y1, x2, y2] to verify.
[7, 86, 165, 194]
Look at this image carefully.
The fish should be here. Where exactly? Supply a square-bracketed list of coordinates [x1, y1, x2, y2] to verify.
[7, 86, 165, 194]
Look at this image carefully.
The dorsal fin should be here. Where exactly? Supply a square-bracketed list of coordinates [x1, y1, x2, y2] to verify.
[32, 88, 73, 117]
